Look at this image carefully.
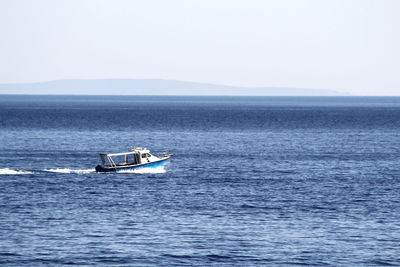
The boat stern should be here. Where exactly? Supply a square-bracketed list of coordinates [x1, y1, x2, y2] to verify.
[95, 165, 112, 172]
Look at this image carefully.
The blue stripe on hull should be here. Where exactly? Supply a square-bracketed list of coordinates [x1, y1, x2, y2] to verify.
[96, 158, 169, 173]
[115, 159, 167, 172]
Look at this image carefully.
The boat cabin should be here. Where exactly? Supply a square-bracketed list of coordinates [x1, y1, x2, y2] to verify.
[99, 147, 156, 168]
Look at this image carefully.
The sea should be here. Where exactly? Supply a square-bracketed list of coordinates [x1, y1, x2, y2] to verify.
[1, 95, 400, 266]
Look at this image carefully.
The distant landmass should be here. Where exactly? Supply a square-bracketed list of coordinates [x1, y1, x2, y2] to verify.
[0, 79, 348, 96]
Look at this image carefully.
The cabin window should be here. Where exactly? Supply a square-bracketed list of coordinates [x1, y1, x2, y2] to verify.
[128, 154, 135, 163]
[141, 153, 150, 158]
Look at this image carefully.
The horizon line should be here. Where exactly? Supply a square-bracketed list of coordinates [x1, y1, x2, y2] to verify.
[2, 93, 400, 97]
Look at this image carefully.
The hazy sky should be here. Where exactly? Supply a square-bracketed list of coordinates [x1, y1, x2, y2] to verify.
[0, 0, 399, 95]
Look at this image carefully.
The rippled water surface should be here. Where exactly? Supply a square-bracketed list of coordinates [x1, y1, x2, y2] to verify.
[1, 95, 400, 266]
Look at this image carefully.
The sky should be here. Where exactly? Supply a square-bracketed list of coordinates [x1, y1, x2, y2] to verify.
[0, 0, 399, 95]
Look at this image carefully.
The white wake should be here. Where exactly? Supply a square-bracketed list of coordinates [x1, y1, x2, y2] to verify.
[0, 167, 166, 174]
[0, 168, 34, 175]
[0, 168, 95, 174]
[117, 166, 166, 174]
[43, 168, 95, 174]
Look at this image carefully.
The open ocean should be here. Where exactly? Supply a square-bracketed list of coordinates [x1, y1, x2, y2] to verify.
[1, 95, 400, 266]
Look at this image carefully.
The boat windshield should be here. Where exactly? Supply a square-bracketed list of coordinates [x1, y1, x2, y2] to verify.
[101, 152, 140, 167]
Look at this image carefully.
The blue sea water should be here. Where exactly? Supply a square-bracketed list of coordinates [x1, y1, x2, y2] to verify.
[1, 95, 400, 266]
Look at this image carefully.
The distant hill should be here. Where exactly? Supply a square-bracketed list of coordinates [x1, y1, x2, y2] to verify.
[0, 79, 348, 96]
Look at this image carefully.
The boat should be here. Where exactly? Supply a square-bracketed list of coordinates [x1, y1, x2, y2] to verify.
[95, 147, 173, 173]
